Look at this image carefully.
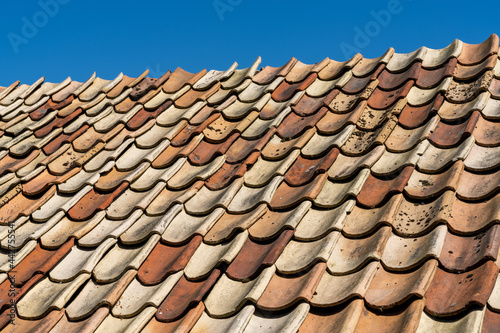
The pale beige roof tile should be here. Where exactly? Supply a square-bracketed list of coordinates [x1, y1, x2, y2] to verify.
[96, 306, 156, 333]
[301, 124, 355, 158]
[209, 79, 251, 104]
[416, 308, 484, 333]
[79, 74, 123, 101]
[488, 273, 500, 311]
[135, 122, 185, 148]
[327, 226, 391, 274]
[84, 138, 134, 172]
[483, 96, 500, 119]
[292, 199, 355, 241]
[311, 261, 378, 306]
[162, 207, 225, 244]
[0, 83, 30, 106]
[417, 137, 474, 173]
[106, 182, 165, 219]
[17, 273, 90, 319]
[205, 267, 275, 318]
[86, 88, 132, 116]
[78, 211, 142, 247]
[305, 71, 352, 97]
[371, 140, 428, 175]
[222, 57, 261, 89]
[315, 168, 369, 208]
[194, 62, 238, 90]
[19, 76, 45, 100]
[422, 39, 462, 68]
[115, 140, 170, 171]
[31, 185, 92, 222]
[93, 235, 160, 283]
[66, 270, 136, 320]
[227, 176, 282, 213]
[275, 231, 339, 274]
[438, 92, 489, 121]
[386, 47, 426, 72]
[244, 150, 299, 187]
[146, 183, 201, 215]
[120, 205, 182, 244]
[241, 106, 291, 139]
[156, 101, 205, 126]
[328, 145, 384, 180]
[222, 94, 271, 119]
[352, 48, 394, 77]
[10, 128, 62, 156]
[130, 158, 185, 191]
[40, 212, 105, 248]
[1, 211, 63, 250]
[393, 190, 454, 237]
[0, 239, 36, 273]
[464, 144, 500, 171]
[58, 161, 112, 193]
[185, 178, 243, 215]
[406, 77, 451, 106]
[245, 302, 310, 333]
[184, 231, 248, 279]
[49, 238, 116, 282]
[248, 201, 310, 240]
[238, 77, 284, 102]
[167, 155, 226, 189]
[191, 305, 255, 333]
[24, 78, 71, 105]
[111, 271, 182, 317]
[385, 115, 439, 152]
[381, 224, 447, 270]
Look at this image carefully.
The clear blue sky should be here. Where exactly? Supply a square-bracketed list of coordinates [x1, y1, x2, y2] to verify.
[1, 0, 499, 86]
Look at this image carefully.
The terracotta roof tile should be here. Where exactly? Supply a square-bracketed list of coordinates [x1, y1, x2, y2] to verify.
[138, 236, 201, 285]
[342, 66, 381, 94]
[253, 58, 297, 84]
[425, 260, 499, 316]
[405, 161, 464, 199]
[342, 195, 400, 236]
[458, 34, 499, 65]
[242, 206, 303, 243]
[357, 166, 414, 208]
[257, 262, 326, 310]
[456, 168, 500, 200]
[50, 307, 109, 333]
[156, 269, 220, 322]
[473, 114, 500, 146]
[356, 300, 425, 333]
[482, 308, 500, 333]
[11, 238, 73, 287]
[227, 229, 293, 281]
[449, 194, 500, 234]
[318, 54, 362, 80]
[366, 260, 437, 309]
[417, 58, 456, 88]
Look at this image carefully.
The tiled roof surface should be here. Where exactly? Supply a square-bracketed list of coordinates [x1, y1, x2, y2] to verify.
[0, 34, 499, 332]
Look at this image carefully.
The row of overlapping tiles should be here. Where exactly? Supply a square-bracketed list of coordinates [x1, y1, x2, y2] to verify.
[0, 35, 499, 332]
[5, 298, 500, 332]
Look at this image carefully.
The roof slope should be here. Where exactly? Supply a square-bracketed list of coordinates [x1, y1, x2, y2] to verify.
[0, 34, 499, 332]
